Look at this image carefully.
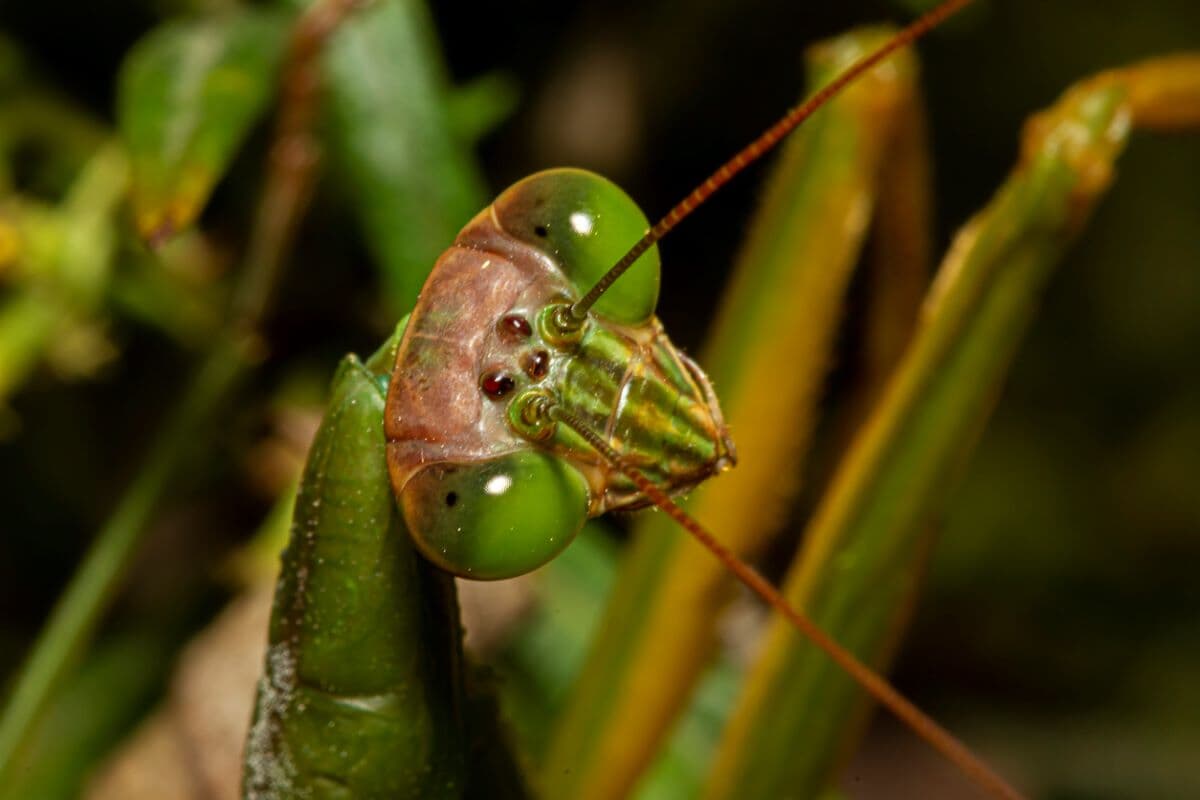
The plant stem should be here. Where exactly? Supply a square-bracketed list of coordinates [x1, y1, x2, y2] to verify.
[0, 338, 246, 778]
[0, 0, 363, 780]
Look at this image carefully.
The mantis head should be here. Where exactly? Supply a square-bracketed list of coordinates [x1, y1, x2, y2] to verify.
[385, 169, 735, 580]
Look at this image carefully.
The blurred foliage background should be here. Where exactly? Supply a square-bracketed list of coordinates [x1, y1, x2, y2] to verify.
[0, 0, 1197, 797]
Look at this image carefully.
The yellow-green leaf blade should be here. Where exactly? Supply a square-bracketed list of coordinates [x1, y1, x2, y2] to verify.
[543, 30, 927, 800]
[118, 10, 289, 243]
[704, 68, 1142, 800]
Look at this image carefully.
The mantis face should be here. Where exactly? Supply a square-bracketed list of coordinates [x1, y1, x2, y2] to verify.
[385, 168, 735, 580]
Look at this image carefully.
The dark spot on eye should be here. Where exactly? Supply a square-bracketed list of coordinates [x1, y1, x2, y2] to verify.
[498, 314, 532, 339]
[480, 372, 516, 399]
[445, 491, 458, 507]
[534, 224, 548, 237]
[523, 350, 550, 380]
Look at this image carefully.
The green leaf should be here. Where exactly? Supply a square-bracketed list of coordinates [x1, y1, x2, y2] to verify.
[0, 144, 128, 405]
[446, 71, 520, 145]
[542, 30, 928, 799]
[118, 10, 290, 244]
[291, 0, 488, 311]
[0, 635, 172, 800]
[704, 66, 1140, 800]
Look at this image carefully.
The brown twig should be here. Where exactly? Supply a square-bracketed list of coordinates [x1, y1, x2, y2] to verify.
[233, 0, 367, 329]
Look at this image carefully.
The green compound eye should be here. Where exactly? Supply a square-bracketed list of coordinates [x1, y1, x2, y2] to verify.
[400, 450, 590, 580]
[493, 167, 661, 325]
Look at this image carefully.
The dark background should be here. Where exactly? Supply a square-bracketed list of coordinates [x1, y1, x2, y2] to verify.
[1, 0, 1198, 796]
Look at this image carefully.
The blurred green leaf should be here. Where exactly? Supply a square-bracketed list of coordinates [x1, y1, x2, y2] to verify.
[704, 68, 1144, 800]
[492, 523, 619, 759]
[543, 31, 928, 799]
[107, 234, 225, 346]
[287, 0, 487, 311]
[118, 10, 290, 243]
[0, 635, 171, 800]
[0, 145, 127, 406]
[0, 291, 60, 406]
[446, 71, 520, 146]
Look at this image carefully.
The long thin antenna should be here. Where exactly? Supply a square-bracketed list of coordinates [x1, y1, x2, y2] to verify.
[566, 0, 973, 322]
[547, 403, 1024, 800]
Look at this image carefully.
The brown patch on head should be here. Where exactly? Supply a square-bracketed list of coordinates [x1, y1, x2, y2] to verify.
[385, 204, 736, 521]
[384, 209, 573, 497]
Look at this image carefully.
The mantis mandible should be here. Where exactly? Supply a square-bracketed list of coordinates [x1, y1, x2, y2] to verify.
[240, 0, 1200, 796]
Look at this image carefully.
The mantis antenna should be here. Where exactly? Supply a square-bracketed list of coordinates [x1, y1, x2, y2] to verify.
[542, 401, 1025, 800]
[564, 0, 974, 324]
[548, 2, 1023, 795]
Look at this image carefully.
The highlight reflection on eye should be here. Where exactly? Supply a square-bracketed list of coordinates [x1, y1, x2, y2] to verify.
[484, 474, 513, 496]
[569, 211, 594, 235]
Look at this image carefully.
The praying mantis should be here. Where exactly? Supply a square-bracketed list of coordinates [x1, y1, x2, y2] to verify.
[0, 1, 1195, 800]
[234, 0, 1200, 797]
